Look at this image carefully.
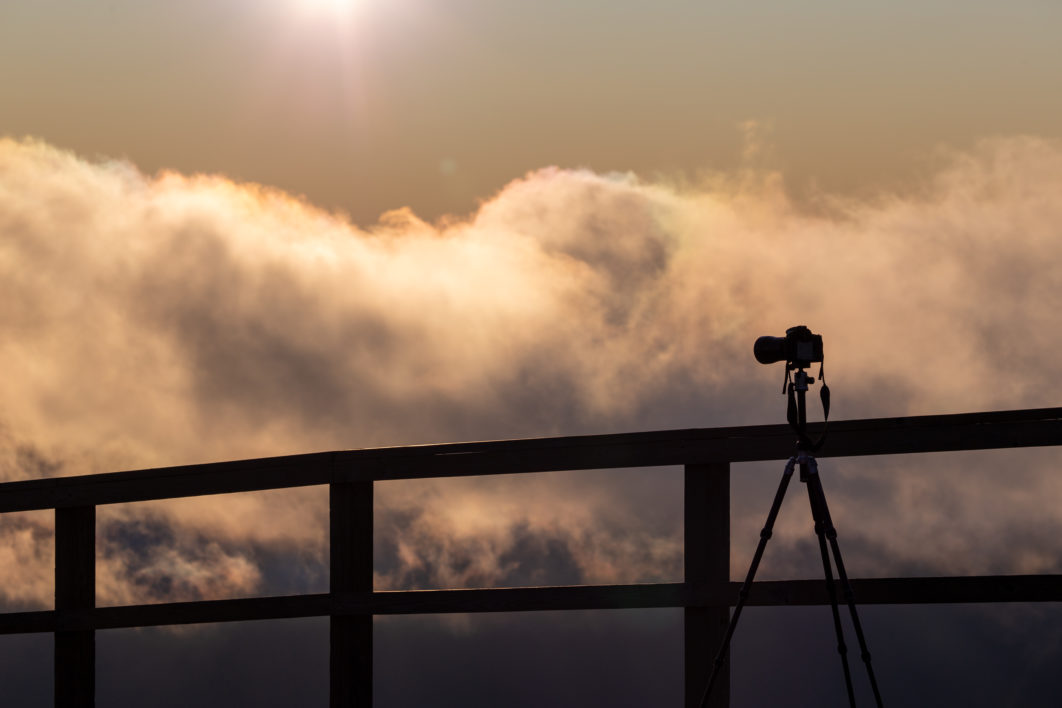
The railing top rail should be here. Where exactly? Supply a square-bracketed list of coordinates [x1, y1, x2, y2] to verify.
[1, 406, 1060, 512]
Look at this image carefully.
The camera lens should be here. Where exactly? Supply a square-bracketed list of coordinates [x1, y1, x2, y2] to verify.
[754, 336, 787, 365]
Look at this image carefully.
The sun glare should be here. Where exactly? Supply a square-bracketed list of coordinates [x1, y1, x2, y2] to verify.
[296, 0, 362, 20]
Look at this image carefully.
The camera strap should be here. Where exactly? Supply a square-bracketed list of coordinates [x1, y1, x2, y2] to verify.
[817, 380, 831, 450]
[818, 360, 830, 420]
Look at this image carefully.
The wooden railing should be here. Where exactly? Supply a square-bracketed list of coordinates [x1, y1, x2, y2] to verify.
[2, 407, 1062, 706]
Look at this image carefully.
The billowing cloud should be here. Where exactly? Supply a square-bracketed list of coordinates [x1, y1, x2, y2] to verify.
[1, 135, 1062, 611]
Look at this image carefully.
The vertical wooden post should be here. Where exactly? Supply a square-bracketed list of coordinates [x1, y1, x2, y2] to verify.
[685, 463, 730, 708]
[55, 505, 95, 707]
[330, 481, 373, 707]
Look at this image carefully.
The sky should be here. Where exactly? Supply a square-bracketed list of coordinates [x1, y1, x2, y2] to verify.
[2, 0, 1062, 705]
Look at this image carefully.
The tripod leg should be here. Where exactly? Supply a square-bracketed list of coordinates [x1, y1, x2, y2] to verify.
[805, 458, 885, 708]
[699, 456, 798, 708]
[803, 457, 857, 708]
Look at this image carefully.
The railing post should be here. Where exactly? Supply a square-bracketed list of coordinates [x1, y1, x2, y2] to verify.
[55, 505, 95, 707]
[330, 480, 373, 707]
[685, 463, 730, 708]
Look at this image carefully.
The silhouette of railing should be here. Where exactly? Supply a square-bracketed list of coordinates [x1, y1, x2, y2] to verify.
[2, 407, 1062, 707]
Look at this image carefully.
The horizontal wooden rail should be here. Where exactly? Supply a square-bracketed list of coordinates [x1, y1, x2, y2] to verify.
[3, 574, 1060, 635]
[1, 407, 1060, 513]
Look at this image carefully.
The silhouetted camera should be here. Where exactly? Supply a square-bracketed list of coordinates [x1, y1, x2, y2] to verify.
[754, 325, 824, 368]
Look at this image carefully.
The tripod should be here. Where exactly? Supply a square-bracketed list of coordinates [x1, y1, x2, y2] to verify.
[699, 367, 884, 708]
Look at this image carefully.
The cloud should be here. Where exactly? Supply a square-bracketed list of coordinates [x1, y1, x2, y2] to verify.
[1, 135, 1062, 612]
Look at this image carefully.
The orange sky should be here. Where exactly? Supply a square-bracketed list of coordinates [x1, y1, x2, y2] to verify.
[2, 0, 1060, 224]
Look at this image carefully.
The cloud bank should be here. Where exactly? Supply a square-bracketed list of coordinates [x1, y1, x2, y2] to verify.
[1, 135, 1062, 611]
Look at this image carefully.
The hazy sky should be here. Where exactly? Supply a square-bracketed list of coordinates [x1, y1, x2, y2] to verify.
[3, 0, 1061, 223]
[3, 1, 1062, 706]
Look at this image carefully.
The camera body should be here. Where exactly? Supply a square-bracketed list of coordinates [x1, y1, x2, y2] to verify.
[754, 325, 824, 369]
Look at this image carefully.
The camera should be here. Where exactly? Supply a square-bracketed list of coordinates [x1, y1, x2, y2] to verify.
[754, 325, 824, 368]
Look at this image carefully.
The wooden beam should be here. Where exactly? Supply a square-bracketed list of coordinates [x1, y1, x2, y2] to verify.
[54, 505, 94, 708]
[3, 575, 1060, 636]
[80, 595, 331, 631]
[0, 453, 333, 513]
[341, 583, 696, 615]
[337, 407, 1062, 481]
[684, 464, 730, 708]
[330, 481, 373, 708]
[0, 610, 54, 634]
[740, 575, 1062, 606]
[2, 408, 1061, 512]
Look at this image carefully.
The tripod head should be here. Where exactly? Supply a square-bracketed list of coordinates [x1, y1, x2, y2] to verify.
[753, 325, 830, 451]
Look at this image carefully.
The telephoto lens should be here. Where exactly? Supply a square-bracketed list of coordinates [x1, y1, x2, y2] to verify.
[754, 336, 788, 364]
